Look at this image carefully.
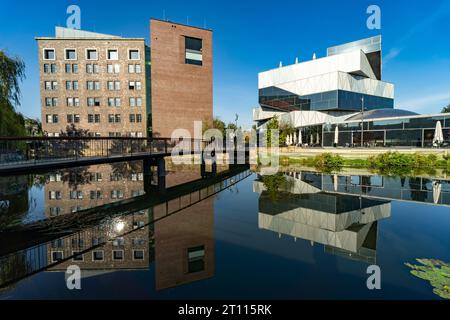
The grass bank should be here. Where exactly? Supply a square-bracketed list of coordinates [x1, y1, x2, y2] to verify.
[279, 152, 450, 175]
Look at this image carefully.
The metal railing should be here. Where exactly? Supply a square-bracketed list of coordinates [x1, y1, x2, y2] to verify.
[0, 137, 212, 167]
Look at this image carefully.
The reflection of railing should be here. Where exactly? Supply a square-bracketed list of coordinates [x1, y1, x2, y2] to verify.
[0, 168, 252, 289]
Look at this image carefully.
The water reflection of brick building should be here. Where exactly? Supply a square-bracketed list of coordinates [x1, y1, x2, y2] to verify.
[44, 163, 145, 217]
[47, 211, 150, 273]
[153, 197, 214, 290]
[44, 162, 149, 272]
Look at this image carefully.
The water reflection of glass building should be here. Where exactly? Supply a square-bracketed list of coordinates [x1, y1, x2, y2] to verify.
[254, 36, 450, 147]
[254, 175, 392, 264]
[290, 171, 450, 206]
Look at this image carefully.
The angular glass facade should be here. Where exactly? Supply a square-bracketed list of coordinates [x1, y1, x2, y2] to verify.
[259, 87, 393, 112]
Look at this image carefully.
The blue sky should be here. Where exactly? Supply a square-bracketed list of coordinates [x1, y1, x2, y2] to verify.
[1, 0, 450, 128]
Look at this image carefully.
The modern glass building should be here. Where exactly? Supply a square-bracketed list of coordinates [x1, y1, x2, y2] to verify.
[254, 36, 450, 148]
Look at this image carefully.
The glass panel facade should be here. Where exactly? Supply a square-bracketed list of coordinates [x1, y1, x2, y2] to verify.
[320, 115, 450, 147]
[259, 87, 393, 112]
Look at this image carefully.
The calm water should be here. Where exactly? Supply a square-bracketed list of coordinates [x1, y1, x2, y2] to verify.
[0, 162, 450, 300]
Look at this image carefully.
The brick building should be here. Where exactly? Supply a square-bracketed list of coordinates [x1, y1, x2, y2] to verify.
[37, 19, 213, 138]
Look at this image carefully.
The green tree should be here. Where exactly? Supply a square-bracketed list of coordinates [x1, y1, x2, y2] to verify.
[264, 116, 296, 146]
[265, 116, 280, 146]
[203, 117, 226, 136]
[442, 104, 450, 113]
[0, 50, 26, 136]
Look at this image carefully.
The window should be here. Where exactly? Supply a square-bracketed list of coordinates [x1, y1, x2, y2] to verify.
[136, 97, 142, 107]
[87, 97, 101, 107]
[49, 191, 62, 199]
[111, 190, 124, 199]
[72, 252, 84, 262]
[136, 114, 142, 123]
[65, 64, 78, 73]
[136, 64, 142, 73]
[129, 98, 136, 107]
[107, 64, 120, 74]
[112, 238, 125, 247]
[65, 49, 77, 60]
[108, 81, 120, 91]
[46, 114, 58, 123]
[128, 64, 142, 73]
[87, 81, 100, 91]
[44, 64, 57, 73]
[133, 250, 144, 260]
[86, 49, 98, 60]
[128, 81, 141, 90]
[93, 251, 104, 261]
[90, 190, 102, 199]
[67, 114, 80, 123]
[89, 172, 102, 182]
[51, 251, 64, 262]
[88, 114, 101, 123]
[86, 64, 100, 74]
[129, 49, 140, 60]
[129, 114, 135, 123]
[133, 238, 145, 246]
[44, 81, 58, 91]
[185, 37, 203, 66]
[187, 246, 205, 273]
[107, 49, 118, 60]
[66, 81, 78, 90]
[108, 114, 121, 123]
[43, 48, 55, 60]
[70, 190, 83, 199]
[45, 98, 58, 107]
[49, 207, 62, 217]
[108, 98, 121, 107]
[113, 250, 124, 261]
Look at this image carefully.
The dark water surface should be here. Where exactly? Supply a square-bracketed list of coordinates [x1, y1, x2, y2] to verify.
[0, 162, 449, 300]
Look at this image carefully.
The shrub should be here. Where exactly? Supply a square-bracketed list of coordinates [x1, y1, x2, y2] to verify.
[314, 153, 343, 172]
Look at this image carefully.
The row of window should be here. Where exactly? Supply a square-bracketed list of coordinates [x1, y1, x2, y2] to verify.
[44, 63, 143, 74]
[49, 188, 144, 200]
[43, 48, 141, 61]
[51, 236, 146, 249]
[45, 80, 142, 91]
[51, 249, 145, 263]
[46, 113, 143, 124]
[45, 131, 144, 137]
[45, 97, 143, 107]
[48, 172, 143, 183]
